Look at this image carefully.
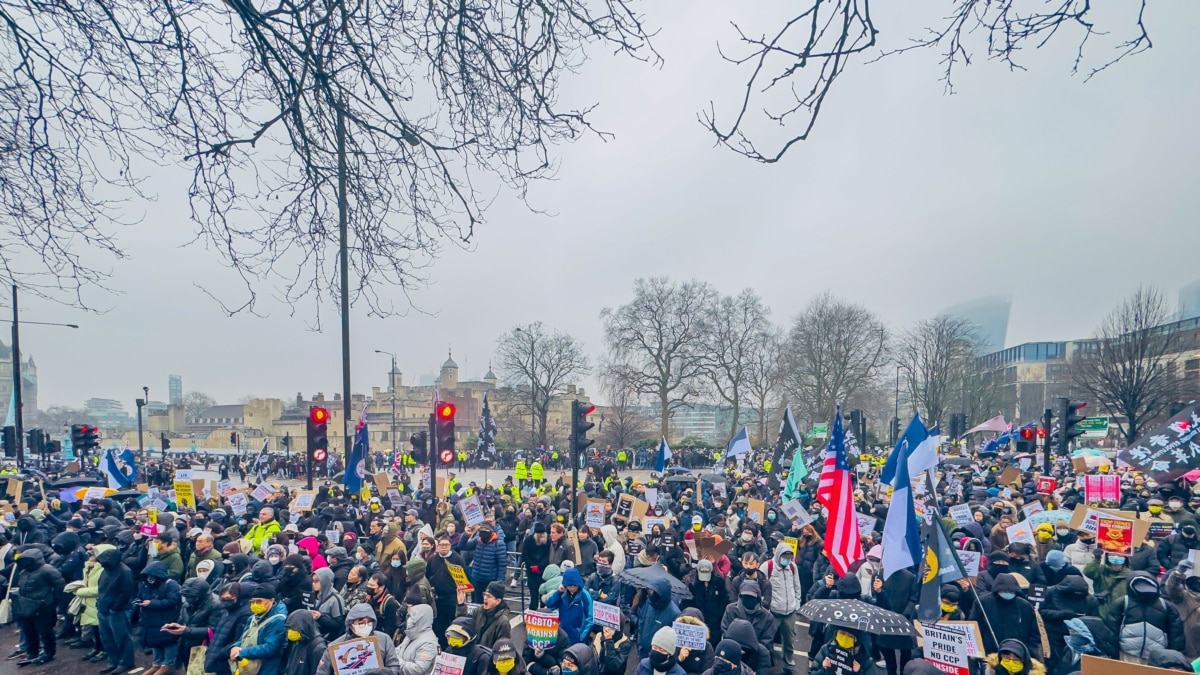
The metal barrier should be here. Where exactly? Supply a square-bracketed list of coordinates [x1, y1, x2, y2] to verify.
[505, 550, 528, 611]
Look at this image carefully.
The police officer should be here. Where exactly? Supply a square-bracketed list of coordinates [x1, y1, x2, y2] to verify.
[530, 459, 545, 486]
[515, 458, 528, 490]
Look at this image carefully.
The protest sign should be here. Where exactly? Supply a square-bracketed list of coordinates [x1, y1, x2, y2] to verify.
[746, 498, 766, 524]
[82, 486, 107, 504]
[594, 602, 621, 629]
[916, 620, 984, 675]
[783, 536, 799, 556]
[828, 647, 857, 675]
[173, 480, 195, 509]
[374, 473, 392, 493]
[673, 621, 707, 650]
[643, 517, 667, 532]
[217, 479, 234, 496]
[432, 652, 466, 675]
[1147, 522, 1175, 539]
[695, 535, 735, 563]
[291, 490, 317, 512]
[949, 504, 974, 528]
[387, 488, 402, 504]
[1081, 654, 1183, 675]
[955, 550, 981, 578]
[175, 469, 193, 481]
[1027, 509, 1074, 529]
[645, 487, 658, 507]
[447, 563, 473, 591]
[1021, 501, 1044, 519]
[251, 483, 274, 501]
[227, 492, 248, 516]
[1029, 584, 1048, 606]
[613, 494, 648, 523]
[780, 499, 813, 528]
[1117, 404, 1200, 482]
[327, 636, 382, 675]
[1069, 506, 1150, 547]
[1006, 521, 1035, 545]
[1084, 475, 1120, 504]
[524, 611, 559, 650]
[459, 495, 485, 526]
[1037, 477, 1057, 494]
[1072, 456, 1089, 473]
[5, 479, 20, 502]
[856, 512, 879, 537]
[998, 467, 1021, 487]
[585, 501, 606, 528]
[1097, 516, 1135, 555]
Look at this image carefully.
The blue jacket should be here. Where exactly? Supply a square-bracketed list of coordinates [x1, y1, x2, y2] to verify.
[636, 577, 680, 658]
[466, 531, 509, 585]
[635, 659, 686, 675]
[237, 600, 288, 675]
[545, 568, 594, 644]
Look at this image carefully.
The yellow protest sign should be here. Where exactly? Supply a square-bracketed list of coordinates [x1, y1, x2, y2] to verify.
[783, 536, 799, 557]
[446, 562, 474, 591]
[174, 480, 195, 509]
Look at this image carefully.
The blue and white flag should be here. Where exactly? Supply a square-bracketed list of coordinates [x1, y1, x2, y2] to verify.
[119, 447, 138, 484]
[909, 423, 941, 483]
[881, 414, 927, 579]
[653, 436, 672, 474]
[101, 448, 135, 489]
[726, 426, 752, 458]
[345, 405, 369, 495]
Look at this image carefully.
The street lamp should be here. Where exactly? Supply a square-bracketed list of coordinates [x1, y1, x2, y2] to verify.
[137, 386, 149, 459]
[374, 350, 398, 462]
[514, 327, 536, 450]
[9, 285, 79, 469]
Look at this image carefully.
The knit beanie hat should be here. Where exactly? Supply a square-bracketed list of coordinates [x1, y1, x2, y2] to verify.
[485, 581, 506, 600]
[651, 626, 678, 654]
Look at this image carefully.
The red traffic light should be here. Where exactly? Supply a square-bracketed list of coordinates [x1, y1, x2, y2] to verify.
[437, 403, 456, 419]
[439, 448, 454, 464]
[1019, 428, 1034, 440]
[582, 404, 596, 416]
[311, 407, 329, 424]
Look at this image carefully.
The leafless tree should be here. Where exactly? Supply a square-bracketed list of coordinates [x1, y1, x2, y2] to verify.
[899, 315, 980, 426]
[699, 289, 775, 440]
[703, 1, 1152, 163]
[598, 373, 653, 450]
[601, 277, 718, 439]
[0, 0, 656, 311]
[183, 392, 217, 423]
[1072, 286, 1184, 445]
[744, 326, 784, 446]
[495, 322, 589, 449]
[781, 292, 889, 429]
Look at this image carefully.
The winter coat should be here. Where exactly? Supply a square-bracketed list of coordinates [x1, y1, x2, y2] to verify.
[538, 565, 563, 600]
[722, 618, 771, 675]
[565, 643, 599, 675]
[395, 604, 439, 675]
[12, 549, 64, 616]
[312, 567, 347, 640]
[405, 558, 436, 609]
[586, 569, 624, 607]
[592, 629, 634, 675]
[1040, 576, 1099, 665]
[1106, 572, 1185, 659]
[765, 542, 802, 615]
[236, 599, 289, 675]
[968, 573, 1041, 658]
[1084, 557, 1131, 620]
[634, 659, 685, 675]
[74, 544, 113, 626]
[983, 639, 1046, 675]
[636, 576, 681, 657]
[466, 531, 509, 585]
[206, 597, 252, 675]
[374, 523, 408, 566]
[810, 638, 875, 675]
[297, 537, 330, 570]
[682, 571, 730, 640]
[136, 560, 183, 648]
[545, 567, 594, 644]
[1158, 529, 1200, 570]
[521, 533, 551, 575]
[283, 609, 328, 675]
[176, 579, 226, 667]
[51, 531, 86, 582]
[720, 581, 776, 655]
[1165, 569, 1200, 658]
[524, 628, 570, 675]
[599, 525, 627, 575]
[471, 600, 513, 647]
[726, 568, 772, 609]
[96, 547, 136, 614]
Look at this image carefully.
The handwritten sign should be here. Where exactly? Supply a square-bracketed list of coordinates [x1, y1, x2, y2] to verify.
[251, 483, 274, 502]
[292, 490, 317, 512]
[447, 562, 473, 591]
[673, 621, 707, 650]
[173, 481, 195, 509]
[594, 602, 621, 629]
[217, 479, 235, 496]
[432, 652, 466, 675]
[949, 504, 974, 528]
[227, 492, 248, 516]
[1006, 520, 1035, 545]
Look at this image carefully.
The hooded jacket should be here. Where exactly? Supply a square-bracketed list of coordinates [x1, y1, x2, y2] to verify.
[969, 573, 1041, 658]
[277, 554, 314, 615]
[565, 643, 599, 675]
[315, 603, 402, 675]
[545, 567, 594, 644]
[51, 530, 86, 582]
[1040, 575, 1099, 665]
[720, 581, 775, 652]
[237, 597, 289, 675]
[283, 608, 328, 675]
[765, 542, 802, 614]
[374, 522, 408, 565]
[599, 525, 627, 574]
[206, 594, 252, 675]
[297, 537, 329, 570]
[444, 616, 493, 675]
[96, 547, 136, 614]
[312, 566, 346, 639]
[1165, 568, 1200, 659]
[1106, 571, 1185, 659]
[13, 548, 64, 616]
[74, 543, 114, 626]
[723, 618, 771, 675]
[137, 560, 183, 647]
[637, 576, 681, 657]
[984, 638, 1046, 675]
[405, 557, 436, 608]
[395, 604, 438, 675]
[177, 578, 225, 665]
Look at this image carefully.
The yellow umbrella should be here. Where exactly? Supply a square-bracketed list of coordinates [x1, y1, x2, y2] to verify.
[73, 487, 117, 499]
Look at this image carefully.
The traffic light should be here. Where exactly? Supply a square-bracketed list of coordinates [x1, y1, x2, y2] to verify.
[281, 435, 290, 450]
[71, 424, 87, 450]
[1, 426, 13, 458]
[571, 400, 596, 455]
[435, 402, 455, 464]
[161, 434, 171, 451]
[308, 406, 330, 464]
[26, 429, 44, 456]
[889, 417, 900, 445]
[1058, 398, 1087, 456]
[409, 431, 428, 463]
[848, 409, 862, 444]
[230, 431, 238, 447]
[1016, 426, 1036, 453]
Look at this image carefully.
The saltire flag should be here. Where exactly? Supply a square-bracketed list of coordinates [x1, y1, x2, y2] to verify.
[477, 393, 497, 458]
[816, 405, 862, 576]
[778, 407, 807, 500]
[653, 437, 672, 474]
[881, 413, 927, 579]
[344, 405, 369, 495]
[917, 500, 967, 622]
[726, 426, 751, 458]
[253, 438, 271, 483]
[101, 448, 135, 488]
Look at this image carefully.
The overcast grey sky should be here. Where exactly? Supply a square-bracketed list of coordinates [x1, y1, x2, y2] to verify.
[20, 1, 1200, 410]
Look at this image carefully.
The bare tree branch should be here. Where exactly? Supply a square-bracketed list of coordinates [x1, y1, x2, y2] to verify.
[494, 321, 589, 449]
[898, 314, 980, 426]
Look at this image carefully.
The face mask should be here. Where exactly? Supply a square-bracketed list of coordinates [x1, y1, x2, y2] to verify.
[1109, 556, 1126, 566]
[352, 623, 374, 638]
[495, 659, 516, 674]
[1036, 532, 1052, 541]
[834, 633, 855, 650]
[391, 560, 403, 568]
[1171, 501, 1183, 510]
[941, 603, 957, 614]
[563, 666, 578, 674]
[287, 629, 303, 642]
[250, 600, 271, 615]
[1056, 529, 1069, 536]
[447, 636, 467, 648]
[1000, 658, 1024, 674]
[597, 564, 612, 576]
[1149, 506, 1163, 515]
[741, 533, 753, 543]
[741, 596, 759, 611]
[998, 592, 1016, 601]
[439, 551, 451, 558]
[649, 651, 677, 672]
[269, 556, 281, 565]
[767, 514, 776, 522]
[221, 599, 236, 608]
[780, 559, 792, 568]
[714, 660, 738, 675]
[692, 524, 701, 532]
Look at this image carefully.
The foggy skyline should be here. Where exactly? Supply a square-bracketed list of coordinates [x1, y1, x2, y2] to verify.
[13, 1, 1199, 411]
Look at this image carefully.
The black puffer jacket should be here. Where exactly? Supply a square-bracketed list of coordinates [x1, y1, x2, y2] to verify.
[175, 579, 225, 667]
[1041, 575, 1099, 664]
[1106, 572, 1185, 657]
[968, 572, 1042, 658]
[136, 561, 182, 648]
[1158, 528, 1200, 570]
[96, 548, 136, 614]
[13, 549, 64, 616]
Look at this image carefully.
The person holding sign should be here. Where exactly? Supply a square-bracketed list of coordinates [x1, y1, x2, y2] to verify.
[313, 602, 402, 675]
[545, 568, 594, 645]
[445, 617, 493, 675]
[635, 627, 685, 675]
[593, 622, 634, 675]
[810, 628, 873, 675]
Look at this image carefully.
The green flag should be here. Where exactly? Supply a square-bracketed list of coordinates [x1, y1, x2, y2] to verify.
[779, 406, 807, 500]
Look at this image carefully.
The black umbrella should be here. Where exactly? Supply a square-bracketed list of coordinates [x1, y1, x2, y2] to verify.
[110, 489, 144, 500]
[618, 563, 692, 600]
[664, 475, 699, 485]
[700, 474, 727, 484]
[48, 476, 101, 488]
[331, 470, 375, 482]
[942, 458, 972, 467]
[666, 467, 691, 475]
[798, 599, 916, 637]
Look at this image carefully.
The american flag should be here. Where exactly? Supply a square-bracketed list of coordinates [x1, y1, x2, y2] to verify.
[817, 405, 863, 576]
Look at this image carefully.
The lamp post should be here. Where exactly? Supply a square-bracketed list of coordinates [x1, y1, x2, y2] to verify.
[374, 350, 398, 464]
[9, 285, 79, 469]
[136, 386, 148, 459]
[514, 327, 536, 450]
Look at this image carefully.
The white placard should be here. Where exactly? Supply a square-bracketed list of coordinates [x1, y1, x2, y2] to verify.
[217, 479, 234, 496]
[918, 620, 980, 673]
[585, 502, 605, 528]
[329, 636, 383, 675]
[432, 651, 466, 675]
[856, 512, 878, 537]
[459, 495, 485, 526]
[956, 550, 981, 577]
[781, 499, 814, 528]
[387, 488, 402, 504]
[645, 488, 658, 507]
[1022, 501, 1044, 519]
[1006, 520, 1035, 545]
[250, 483, 273, 502]
[227, 492, 248, 516]
[672, 621, 707, 650]
[594, 602, 621, 628]
[949, 504, 974, 528]
[175, 469, 193, 481]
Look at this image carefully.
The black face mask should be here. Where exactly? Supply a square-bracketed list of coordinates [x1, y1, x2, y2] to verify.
[713, 660, 738, 675]
[649, 651, 678, 672]
[741, 595, 759, 611]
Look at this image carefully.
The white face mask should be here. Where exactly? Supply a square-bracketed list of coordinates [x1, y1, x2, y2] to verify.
[268, 556, 281, 565]
[352, 623, 374, 638]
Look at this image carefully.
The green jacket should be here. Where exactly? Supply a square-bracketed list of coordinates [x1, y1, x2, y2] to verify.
[73, 544, 115, 626]
[1084, 557, 1130, 620]
[247, 519, 282, 555]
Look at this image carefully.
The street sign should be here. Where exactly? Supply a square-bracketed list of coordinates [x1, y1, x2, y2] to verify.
[1078, 416, 1109, 439]
[810, 423, 829, 440]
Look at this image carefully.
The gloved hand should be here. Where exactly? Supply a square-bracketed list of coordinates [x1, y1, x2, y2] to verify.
[1092, 548, 1104, 560]
[1179, 560, 1193, 574]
